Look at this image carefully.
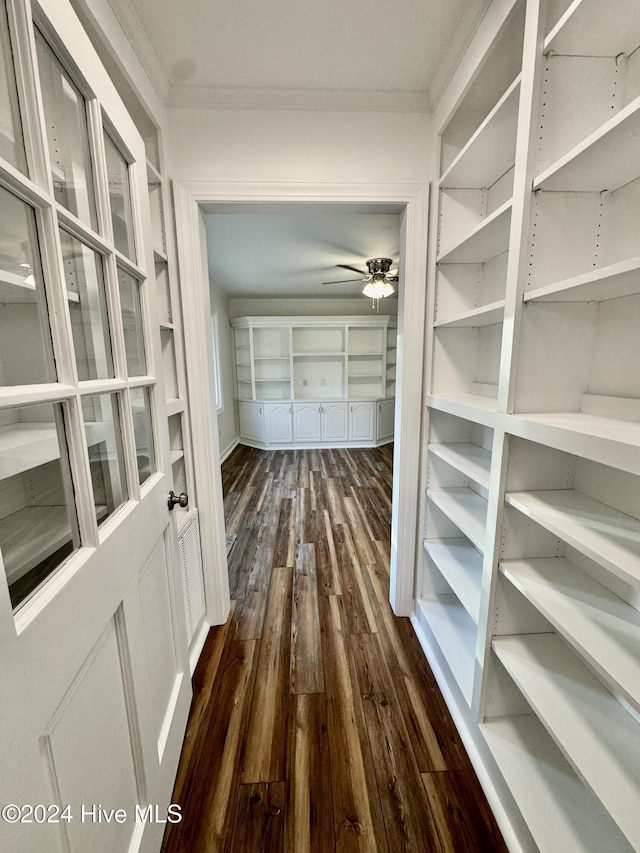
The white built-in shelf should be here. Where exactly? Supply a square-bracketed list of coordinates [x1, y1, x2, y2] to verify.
[254, 356, 290, 361]
[481, 715, 633, 853]
[0, 269, 79, 304]
[348, 374, 383, 380]
[424, 538, 483, 623]
[159, 321, 174, 330]
[153, 246, 167, 264]
[500, 557, 640, 714]
[415, 595, 475, 705]
[0, 423, 60, 480]
[437, 200, 512, 264]
[165, 398, 185, 416]
[170, 449, 184, 464]
[2, 506, 71, 583]
[293, 351, 345, 357]
[524, 256, 640, 303]
[505, 489, 640, 587]
[428, 442, 491, 487]
[434, 300, 505, 329]
[427, 488, 487, 552]
[426, 393, 499, 426]
[544, 0, 640, 56]
[534, 97, 640, 192]
[493, 633, 640, 849]
[440, 76, 521, 189]
[146, 159, 162, 184]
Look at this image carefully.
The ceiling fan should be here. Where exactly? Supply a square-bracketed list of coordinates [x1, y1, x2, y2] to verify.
[322, 257, 399, 311]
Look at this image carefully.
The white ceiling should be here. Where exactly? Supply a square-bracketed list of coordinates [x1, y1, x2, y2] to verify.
[204, 205, 401, 299]
[123, 0, 489, 111]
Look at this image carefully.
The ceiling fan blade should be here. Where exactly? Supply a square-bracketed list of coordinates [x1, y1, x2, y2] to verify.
[321, 277, 366, 286]
[388, 268, 399, 275]
[386, 275, 399, 282]
[336, 263, 367, 276]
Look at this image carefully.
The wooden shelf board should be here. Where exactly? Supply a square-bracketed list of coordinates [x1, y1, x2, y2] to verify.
[424, 538, 483, 623]
[440, 76, 521, 190]
[293, 351, 346, 357]
[153, 246, 167, 264]
[165, 398, 185, 416]
[254, 356, 290, 361]
[482, 715, 633, 853]
[505, 489, 640, 587]
[2, 505, 72, 582]
[170, 449, 184, 464]
[524, 255, 640, 303]
[493, 632, 640, 848]
[437, 200, 512, 264]
[427, 488, 487, 552]
[534, 97, 640, 192]
[428, 442, 491, 487]
[500, 557, 640, 714]
[426, 393, 499, 426]
[0, 423, 60, 480]
[434, 300, 505, 328]
[544, 0, 640, 56]
[415, 595, 475, 705]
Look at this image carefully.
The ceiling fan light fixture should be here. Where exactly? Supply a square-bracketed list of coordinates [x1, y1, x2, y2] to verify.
[362, 278, 394, 300]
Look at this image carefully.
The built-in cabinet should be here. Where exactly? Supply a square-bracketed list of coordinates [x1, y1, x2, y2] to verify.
[232, 316, 396, 448]
[416, 1, 640, 850]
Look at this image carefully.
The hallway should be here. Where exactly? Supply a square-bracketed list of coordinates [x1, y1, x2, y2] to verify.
[162, 445, 506, 852]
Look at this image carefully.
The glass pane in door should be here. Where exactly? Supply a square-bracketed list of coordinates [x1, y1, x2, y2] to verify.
[82, 393, 128, 524]
[104, 132, 136, 261]
[130, 387, 155, 485]
[35, 30, 97, 229]
[0, 1, 27, 172]
[118, 268, 146, 376]
[60, 229, 113, 380]
[0, 403, 79, 609]
[0, 185, 55, 385]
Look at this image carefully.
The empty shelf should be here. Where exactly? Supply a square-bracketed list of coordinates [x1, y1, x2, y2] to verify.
[437, 200, 512, 264]
[428, 442, 491, 487]
[427, 488, 488, 552]
[493, 633, 640, 848]
[544, 0, 640, 56]
[424, 538, 483, 623]
[524, 256, 640, 304]
[500, 557, 640, 714]
[434, 300, 505, 328]
[505, 490, 640, 587]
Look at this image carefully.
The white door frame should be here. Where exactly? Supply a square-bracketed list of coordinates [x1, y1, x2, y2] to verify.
[173, 181, 428, 619]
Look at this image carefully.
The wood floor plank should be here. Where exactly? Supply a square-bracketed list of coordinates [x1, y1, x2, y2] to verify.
[247, 524, 278, 593]
[313, 508, 342, 596]
[350, 632, 444, 853]
[231, 782, 286, 853]
[342, 494, 381, 566]
[242, 566, 293, 783]
[320, 594, 385, 852]
[290, 544, 324, 695]
[273, 497, 296, 569]
[285, 694, 335, 853]
[421, 771, 508, 853]
[334, 524, 378, 635]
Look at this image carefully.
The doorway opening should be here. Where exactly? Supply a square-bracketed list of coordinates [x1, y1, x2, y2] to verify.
[172, 182, 428, 634]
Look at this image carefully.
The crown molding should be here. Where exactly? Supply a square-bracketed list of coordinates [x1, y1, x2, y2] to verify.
[105, 0, 170, 104]
[168, 84, 430, 113]
[428, 0, 492, 112]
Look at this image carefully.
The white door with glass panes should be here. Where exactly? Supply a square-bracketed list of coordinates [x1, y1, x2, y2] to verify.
[0, 2, 191, 852]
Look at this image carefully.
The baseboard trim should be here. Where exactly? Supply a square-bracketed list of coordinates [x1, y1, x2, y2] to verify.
[189, 618, 211, 676]
[220, 437, 240, 463]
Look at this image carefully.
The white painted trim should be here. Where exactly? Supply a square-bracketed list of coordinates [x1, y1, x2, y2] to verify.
[168, 85, 429, 113]
[188, 619, 211, 677]
[173, 180, 428, 620]
[220, 437, 240, 463]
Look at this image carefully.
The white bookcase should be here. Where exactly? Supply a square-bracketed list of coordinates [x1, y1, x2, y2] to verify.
[231, 315, 396, 448]
[416, 1, 640, 850]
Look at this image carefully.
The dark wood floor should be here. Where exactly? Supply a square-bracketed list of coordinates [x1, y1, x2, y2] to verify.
[162, 445, 506, 852]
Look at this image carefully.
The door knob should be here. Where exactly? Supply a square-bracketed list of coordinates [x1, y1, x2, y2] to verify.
[168, 490, 188, 510]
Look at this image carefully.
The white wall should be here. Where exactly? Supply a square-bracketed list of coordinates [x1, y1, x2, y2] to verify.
[166, 107, 432, 184]
[228, 296, 398, 318]
[209, 285, 238, 458]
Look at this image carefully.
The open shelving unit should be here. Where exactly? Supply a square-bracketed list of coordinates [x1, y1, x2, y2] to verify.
[415, 1, 640, 849]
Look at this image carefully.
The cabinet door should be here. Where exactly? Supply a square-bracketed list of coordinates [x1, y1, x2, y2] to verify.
[239, 401, 265, 443]
[377, 399, 395, 441]
[321, 403, 348, 441]
[293, 403, 321, 442]
[264, 403, 293, 443]
[349, 402, 375, 442]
